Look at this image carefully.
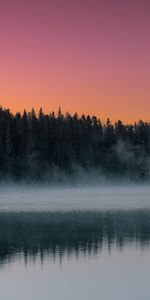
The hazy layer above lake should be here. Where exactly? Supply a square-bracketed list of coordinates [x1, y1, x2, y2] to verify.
[0, 184, 150, 212]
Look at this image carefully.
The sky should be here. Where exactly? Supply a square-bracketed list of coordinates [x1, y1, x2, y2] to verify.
[0, 0, 150, 123]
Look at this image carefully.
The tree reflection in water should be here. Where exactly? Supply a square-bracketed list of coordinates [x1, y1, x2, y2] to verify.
[0, 210, 150, 266]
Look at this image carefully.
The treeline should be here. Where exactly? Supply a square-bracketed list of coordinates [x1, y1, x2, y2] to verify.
[0, 106, 150, 182]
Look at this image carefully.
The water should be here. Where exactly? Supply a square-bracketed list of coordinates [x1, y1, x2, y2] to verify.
[0, 185, 150, 300]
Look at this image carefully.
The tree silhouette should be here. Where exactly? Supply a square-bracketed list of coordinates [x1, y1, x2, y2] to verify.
[0, 106, 149, 181]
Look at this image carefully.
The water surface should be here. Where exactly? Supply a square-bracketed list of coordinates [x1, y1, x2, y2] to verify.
[0, 185, 150, 300]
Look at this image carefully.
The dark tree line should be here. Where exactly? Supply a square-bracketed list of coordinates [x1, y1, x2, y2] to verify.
[0, 106, 150, 182]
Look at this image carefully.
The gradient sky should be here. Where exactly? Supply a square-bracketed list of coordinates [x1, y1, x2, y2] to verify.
[0, 0, 150, 122]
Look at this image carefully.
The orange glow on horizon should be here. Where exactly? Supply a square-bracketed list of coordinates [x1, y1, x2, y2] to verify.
[0, 0, 150, 124]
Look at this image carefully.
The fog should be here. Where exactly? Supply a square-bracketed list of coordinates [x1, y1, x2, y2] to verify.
[0, 184, 150, 212]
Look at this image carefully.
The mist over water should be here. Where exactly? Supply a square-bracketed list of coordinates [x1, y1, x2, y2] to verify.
[0, 185, 150, 300]
[0, 184, 150, 212]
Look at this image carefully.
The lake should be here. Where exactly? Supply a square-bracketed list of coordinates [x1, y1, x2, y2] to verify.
[0, 185, 150, 300]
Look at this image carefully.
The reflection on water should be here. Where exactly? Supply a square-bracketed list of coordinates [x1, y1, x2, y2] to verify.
[0, 187, 150, 300]
[0, 210, 150, 267]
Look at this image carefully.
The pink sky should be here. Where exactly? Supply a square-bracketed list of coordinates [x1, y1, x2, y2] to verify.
[0, 0, 150, 122]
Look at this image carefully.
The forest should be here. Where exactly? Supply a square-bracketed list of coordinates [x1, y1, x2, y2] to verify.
[0, 106, 150, 182]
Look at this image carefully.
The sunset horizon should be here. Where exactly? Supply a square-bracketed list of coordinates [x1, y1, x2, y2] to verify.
[1, 0, 150, 123]
[0, 102, 150, 124]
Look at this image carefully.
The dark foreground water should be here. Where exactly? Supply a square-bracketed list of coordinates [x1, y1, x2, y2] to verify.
[0, 186, 150, 300]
